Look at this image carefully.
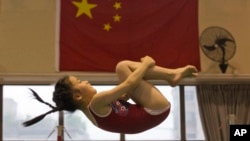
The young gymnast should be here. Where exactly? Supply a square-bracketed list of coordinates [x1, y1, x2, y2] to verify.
[23, 56, 198, 134]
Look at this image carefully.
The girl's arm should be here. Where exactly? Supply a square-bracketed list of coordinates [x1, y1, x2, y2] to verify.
[90, 56, 154, 113]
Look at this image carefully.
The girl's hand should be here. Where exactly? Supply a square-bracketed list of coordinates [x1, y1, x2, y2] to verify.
[141, 56, 155, 68]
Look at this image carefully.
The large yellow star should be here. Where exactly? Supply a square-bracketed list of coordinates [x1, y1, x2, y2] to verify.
[72, 0, 97, 19]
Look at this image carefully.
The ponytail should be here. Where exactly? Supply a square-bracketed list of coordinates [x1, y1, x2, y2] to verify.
[22, 89, 60, 127]
[23, 108, 59, 127]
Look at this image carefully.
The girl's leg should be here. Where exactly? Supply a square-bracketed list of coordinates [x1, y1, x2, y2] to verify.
[115, 60, 197, 110]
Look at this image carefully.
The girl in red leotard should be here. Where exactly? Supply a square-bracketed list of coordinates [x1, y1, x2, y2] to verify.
[23, 56, 198, 134]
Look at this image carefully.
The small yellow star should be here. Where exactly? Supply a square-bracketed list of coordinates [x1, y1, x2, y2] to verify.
[113, 14, 121, 22]
[113, 2, 121, 10]
[72, 0, 97, 18]
[103, 23, 112, 31]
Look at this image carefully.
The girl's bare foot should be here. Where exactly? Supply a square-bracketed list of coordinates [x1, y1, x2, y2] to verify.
[168, 65, 198, 86]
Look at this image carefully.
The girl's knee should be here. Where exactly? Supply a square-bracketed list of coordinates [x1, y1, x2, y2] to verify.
[115, 60, 130, 72]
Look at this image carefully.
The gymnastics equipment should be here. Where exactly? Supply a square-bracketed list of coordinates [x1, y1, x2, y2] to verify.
[46, 111, 72, 141]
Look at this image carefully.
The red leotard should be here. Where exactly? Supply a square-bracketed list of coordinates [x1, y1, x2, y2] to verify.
[89, 100, 170, 134]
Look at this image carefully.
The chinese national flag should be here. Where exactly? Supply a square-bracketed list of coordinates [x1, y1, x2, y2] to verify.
[59, 0, 200, 72]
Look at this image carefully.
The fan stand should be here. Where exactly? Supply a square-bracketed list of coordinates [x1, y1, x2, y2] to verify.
[219, 63, 228, 73]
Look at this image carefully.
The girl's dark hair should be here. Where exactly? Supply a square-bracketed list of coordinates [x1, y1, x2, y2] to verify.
[23, 76, 78, 127]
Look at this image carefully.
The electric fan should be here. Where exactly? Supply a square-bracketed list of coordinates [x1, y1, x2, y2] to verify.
[200, 26, 236, 73]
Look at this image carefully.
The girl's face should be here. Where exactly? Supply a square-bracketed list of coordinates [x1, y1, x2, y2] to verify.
[69, 76, 97, 95]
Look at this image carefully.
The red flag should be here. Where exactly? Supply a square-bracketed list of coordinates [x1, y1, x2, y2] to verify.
[59, 0, 200, 72]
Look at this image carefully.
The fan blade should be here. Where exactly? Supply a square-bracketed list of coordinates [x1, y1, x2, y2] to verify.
[203, 45, 216, 51]
[216, 38, 234, 47]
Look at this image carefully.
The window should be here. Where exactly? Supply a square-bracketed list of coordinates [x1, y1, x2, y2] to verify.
[185, 86, 205, 140]
[3, 85, 119, 141]
[3, 85, 205, 141]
